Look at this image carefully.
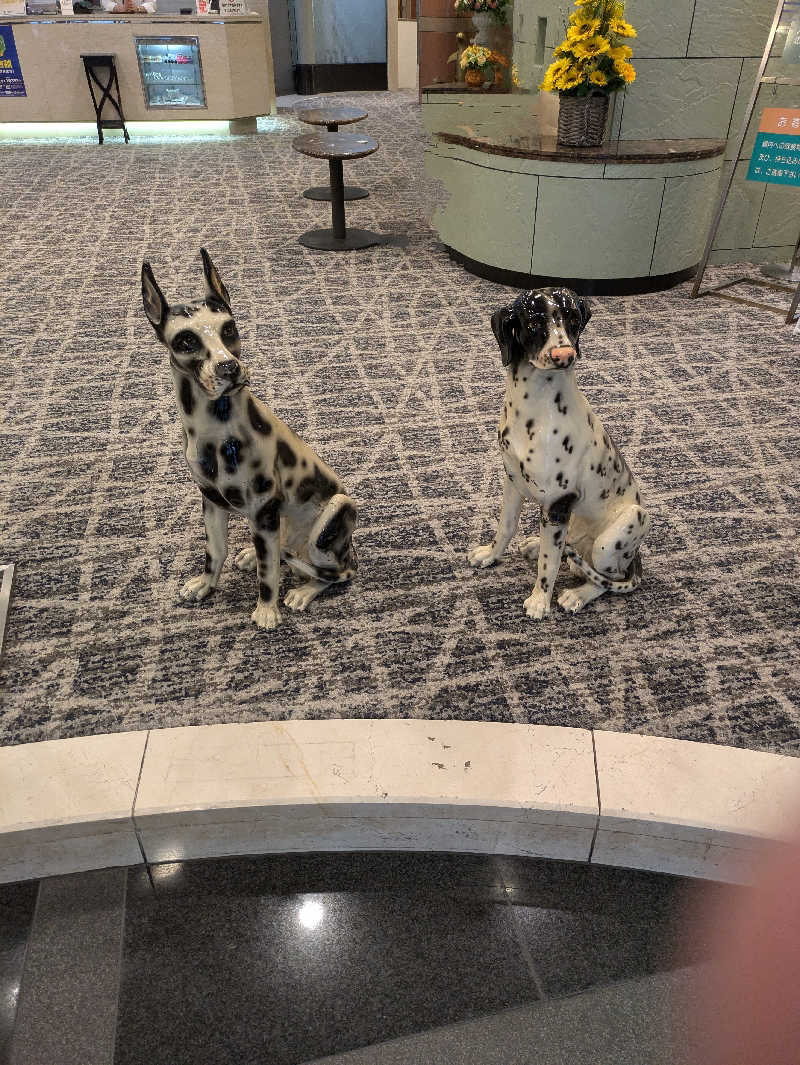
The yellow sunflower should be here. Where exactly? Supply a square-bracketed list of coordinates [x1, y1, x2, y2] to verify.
[556, 65, 585, 90]
[588, 68, 608, 86]
[567, 17, 601, 41]
[607, 43, 633, 61]
[571, 35, 610, 59]
[609, 18, 636, 37]
[545, 57, 572, 81]
[613, 59, 636, 82]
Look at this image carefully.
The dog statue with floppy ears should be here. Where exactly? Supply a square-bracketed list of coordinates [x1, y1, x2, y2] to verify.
[141, 249, 358, 630]
[468, 287, 650, 620]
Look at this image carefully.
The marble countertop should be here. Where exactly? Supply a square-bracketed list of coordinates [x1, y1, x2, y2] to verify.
[423, 82, 515, 95]
[435, 121, 726, 163]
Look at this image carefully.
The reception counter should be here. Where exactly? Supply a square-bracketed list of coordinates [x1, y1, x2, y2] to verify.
[425, 112, 727, 296]
[0, 13, 274, 127]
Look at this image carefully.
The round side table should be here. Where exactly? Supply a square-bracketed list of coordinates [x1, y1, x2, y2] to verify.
[292, 132, 385, 251]
[296, 106, 369, 201]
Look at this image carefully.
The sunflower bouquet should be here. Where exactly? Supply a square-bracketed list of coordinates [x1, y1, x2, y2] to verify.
[540, 0, 636, 97]
[453, 0, 510, 25]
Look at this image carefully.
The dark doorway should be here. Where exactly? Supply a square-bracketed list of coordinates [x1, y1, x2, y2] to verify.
[268, 0, 295, 96]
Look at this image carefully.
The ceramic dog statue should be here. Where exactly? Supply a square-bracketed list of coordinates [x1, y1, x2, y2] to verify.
[468, 287, 650, 619]
[142, 249, 357, 629]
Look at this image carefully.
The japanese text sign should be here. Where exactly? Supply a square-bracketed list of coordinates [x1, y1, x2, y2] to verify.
[747, 107, 800, 186]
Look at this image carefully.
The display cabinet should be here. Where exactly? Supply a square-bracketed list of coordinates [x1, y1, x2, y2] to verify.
[135, 35, 206, 109]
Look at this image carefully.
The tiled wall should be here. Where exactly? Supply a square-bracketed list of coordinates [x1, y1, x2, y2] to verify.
[513, 0, 800, 263]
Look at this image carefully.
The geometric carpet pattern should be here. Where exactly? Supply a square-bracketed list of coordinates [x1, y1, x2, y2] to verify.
[1, 91, 799, 752]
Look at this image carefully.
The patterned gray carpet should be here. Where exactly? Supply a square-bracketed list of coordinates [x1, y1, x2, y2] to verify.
[1, 92, 799, 752]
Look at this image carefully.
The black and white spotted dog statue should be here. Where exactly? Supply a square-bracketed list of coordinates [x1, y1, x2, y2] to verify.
[142, 249, 357, 629]
[468, 287, 650, 619]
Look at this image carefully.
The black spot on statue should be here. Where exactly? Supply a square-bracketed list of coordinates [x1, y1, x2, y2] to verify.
[277, 440, 297, 468]
[257, 497, 282, 532]
[180, 377, 194, 415]
[296, 465, 338, 505]
[210, 395, 231, 422]
[615, 540, 621, 550]
[554, 392, 568, 415]
[540, 576, 549, 592]
[316, 502, 357, 556]
[548, 492, 577, 525]
[254, 535, 267, 561]
[259, 582, 273, 602]
[199, 484, 230, 510]
[252, 474, 274, 495]
[225, 486, 244, 508]
[204, 552, 212, 574]
[248, 396, 272, 435]
[198, 443, 218, 481]
[220, 437, 243, 475]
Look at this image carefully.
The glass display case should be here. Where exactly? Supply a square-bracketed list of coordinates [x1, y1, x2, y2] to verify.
[135, 36, 206, 109]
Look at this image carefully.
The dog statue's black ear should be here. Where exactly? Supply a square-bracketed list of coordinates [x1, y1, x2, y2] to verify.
[141, 262, 169, 337]
[200, 248, 232, 312]
[577, 297, 592, 331]
[491, 305, 523, 367]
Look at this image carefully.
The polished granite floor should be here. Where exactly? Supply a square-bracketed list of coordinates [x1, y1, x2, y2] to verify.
[0, 852, 741, 1065]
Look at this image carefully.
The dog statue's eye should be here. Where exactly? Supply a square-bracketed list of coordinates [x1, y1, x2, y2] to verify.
[172, 330, 202, 354]
[221, 321, 239, 344]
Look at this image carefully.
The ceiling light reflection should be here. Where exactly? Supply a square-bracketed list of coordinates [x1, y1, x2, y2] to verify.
[297, 898, 324, 930]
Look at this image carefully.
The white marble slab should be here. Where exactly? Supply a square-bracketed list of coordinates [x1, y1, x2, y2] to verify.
[592, 731, 800, 881]
[0, 732, 148, 883]
[140, 813, 598, 866]
[135, 719, 598, 822]
[591, 828, 774, 884]
[134, 720, 599, 863]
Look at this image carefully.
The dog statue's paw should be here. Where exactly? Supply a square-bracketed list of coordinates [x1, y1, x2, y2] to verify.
[468, 544, 500, 569]
[251, 601, 281, 630]
[523, 589, 551, 620]
[558, 582, 603, 615]
[285, 580, 325, 612]
[519, 535, 539, 558]
[180, 574, 216, 602]
[234, 546, 258, 572]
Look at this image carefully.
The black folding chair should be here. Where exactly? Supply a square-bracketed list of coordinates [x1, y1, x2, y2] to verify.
[81, 54, 130, 145]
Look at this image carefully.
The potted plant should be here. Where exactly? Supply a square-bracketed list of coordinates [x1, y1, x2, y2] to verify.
[454, 0, 510, 47]
[459, 43, 494, 87]
[539, 0, 636, 147]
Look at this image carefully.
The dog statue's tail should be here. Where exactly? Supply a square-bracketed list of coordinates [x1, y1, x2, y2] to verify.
[563, 546, 642, 594]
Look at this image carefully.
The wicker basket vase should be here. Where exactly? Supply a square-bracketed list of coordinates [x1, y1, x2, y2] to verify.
[557, 92, 610, 147]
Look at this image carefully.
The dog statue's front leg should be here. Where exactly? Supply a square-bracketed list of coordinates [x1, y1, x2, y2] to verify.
[181, 496, 230, 601]
[523, 509, 568, 620]
[248, 504, 282, 630]
[468, 474, 525, 569]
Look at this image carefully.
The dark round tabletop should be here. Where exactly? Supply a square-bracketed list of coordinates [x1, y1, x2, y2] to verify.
[296, 106, 368, 127]
[292, 132, 379, 160]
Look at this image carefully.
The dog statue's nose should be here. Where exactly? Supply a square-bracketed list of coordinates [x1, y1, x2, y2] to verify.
[215, 360, 239, 379]
[550, 346, 576, 366]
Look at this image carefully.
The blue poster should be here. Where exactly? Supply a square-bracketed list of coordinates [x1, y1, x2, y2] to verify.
[0, 25, 26, 98]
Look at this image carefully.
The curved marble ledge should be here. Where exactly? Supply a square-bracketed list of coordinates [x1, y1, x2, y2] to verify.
[437, 128, 725, 165]
[2, 720, 800, 886]
[424, 131, 726, 293]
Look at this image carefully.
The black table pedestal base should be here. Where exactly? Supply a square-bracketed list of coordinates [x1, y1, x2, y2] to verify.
[303, 185, 369, 202]
[298, 228, 386, 251]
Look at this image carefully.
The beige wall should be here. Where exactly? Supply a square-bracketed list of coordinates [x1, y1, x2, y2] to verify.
[397, 19, 417, 89]
[0, 16, 273, 122]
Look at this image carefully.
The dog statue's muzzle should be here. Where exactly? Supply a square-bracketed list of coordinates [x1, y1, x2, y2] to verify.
[547, 346, 577, 368]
